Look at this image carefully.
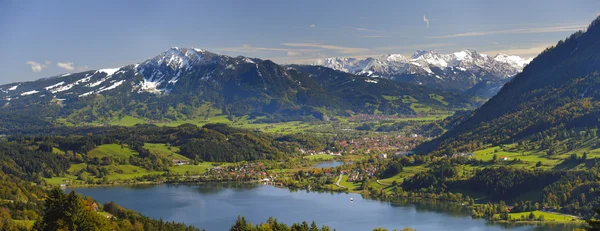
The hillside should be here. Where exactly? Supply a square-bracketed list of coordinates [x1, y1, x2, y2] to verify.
[291, 65, 473, 115]
[417, 16, 600, 155]
[0, 48, 474, 126]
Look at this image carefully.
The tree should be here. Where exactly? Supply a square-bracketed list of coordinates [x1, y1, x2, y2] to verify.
[492, 154, 497, 162]
[231, 216, 252, 231]
[34, 188, 111, 231]
[587, 208, 600, 230]
[310, 221, 319, 231]
[528, 212, 536, 220]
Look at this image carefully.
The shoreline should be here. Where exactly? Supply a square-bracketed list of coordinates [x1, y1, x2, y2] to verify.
[62, 178, 585, 226]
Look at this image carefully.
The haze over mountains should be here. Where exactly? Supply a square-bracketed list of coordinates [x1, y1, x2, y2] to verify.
[319, 50, 531, 98]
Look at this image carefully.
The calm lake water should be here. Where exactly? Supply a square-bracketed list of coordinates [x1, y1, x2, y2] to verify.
[314, 160, 344, 168]
[69, 184, 578, 231]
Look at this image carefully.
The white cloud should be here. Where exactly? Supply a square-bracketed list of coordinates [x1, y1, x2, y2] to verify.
[429, 24, 586, 39]
[282, 43, 368, 54]
[363, 35, 391, 38]
[220, 44, 317, 53]
[423, 15, 429, 28]
[26, 61, 48, 72]
[482, 43, 554, 58]
[57, 62, 75, 71]
[310, 24, 316, 28]
[287, 51, 302, 57]
[350, 27, 382, 33]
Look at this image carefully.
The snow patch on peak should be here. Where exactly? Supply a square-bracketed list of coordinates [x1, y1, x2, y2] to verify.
[411, 50, 432, 59]
[20, 90, 39, 96]
[384, 54, 407, 62]
[97, 68, 120, 76]
[453, 51, 469, 60]
[45, 81, 65, 90]
[138, 78, 165, 94]
[493, 53, 530, 68]
[320, 49, 531, 94]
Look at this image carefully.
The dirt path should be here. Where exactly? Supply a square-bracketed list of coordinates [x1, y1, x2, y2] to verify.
[335, 174, 346, 188]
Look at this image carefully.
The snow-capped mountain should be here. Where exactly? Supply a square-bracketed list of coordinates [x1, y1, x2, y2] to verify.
[318, 49, 532, 96]
[0, 47, 263, 101]
[0, 47, 475, 123]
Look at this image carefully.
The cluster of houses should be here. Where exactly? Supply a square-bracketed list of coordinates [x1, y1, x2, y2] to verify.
[299, 149, 342, 156]
[344, 166, 379, 182]
[348, 114, 407, 122]
[450, 152, 474, 158]
[295, 134, 424, 161]
[204, 162, 271, 180]
[339, 134, 424, 154]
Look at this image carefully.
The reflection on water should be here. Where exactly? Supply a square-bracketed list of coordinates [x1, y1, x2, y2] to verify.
[68, 184, 581, 231]
[186, 182, 262, 195]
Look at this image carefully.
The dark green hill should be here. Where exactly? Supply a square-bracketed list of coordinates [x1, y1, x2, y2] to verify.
[292, 65, 474, 115]
[417, 16, 600, 154]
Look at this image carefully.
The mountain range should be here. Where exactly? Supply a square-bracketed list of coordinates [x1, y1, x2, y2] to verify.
[417, 17, 600, 154]
[0, 47, 473, 125]
[318, 50, 531, 98]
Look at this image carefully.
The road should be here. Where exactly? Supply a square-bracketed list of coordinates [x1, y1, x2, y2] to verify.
[335, 174, 346, 188]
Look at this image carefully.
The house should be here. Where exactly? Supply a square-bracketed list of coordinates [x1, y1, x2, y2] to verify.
[452, 152, 474, 158]
[173, 159, 190, 166]
[377, 154, 388, 160]
[394, 151, 413, 157]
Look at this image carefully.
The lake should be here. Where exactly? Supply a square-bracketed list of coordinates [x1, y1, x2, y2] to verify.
[314, 160, 344, 168]
[68, 184, 578, 231]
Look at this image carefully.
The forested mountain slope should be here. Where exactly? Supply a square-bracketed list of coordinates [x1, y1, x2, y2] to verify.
[418, 16, 600, 154]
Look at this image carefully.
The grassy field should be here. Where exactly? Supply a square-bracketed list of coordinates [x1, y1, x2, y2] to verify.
[45, 163, 163, 186]
[429, 94, 449, 106]
[493, 211, 583, 223]
[104, 165, 163, 181]
[339, 174, 362, 191]
[45, 176, 75, 186]
[68, 163, 87, 173]
[88, 144, 138, 158]
[157, 115, 232, 127]
[393, 114, 451, 122]
[378, 165, 428, 185]
[473, 146, 561, 169]
[108, 116, 147, 126]
[143, 143, 189, 160]
[52, 147, 66, 155]
[303, 154, 335, 161]
[168, 162, 218, 174]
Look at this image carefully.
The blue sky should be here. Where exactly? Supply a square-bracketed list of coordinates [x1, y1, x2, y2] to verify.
[1, 0, 599, 84]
